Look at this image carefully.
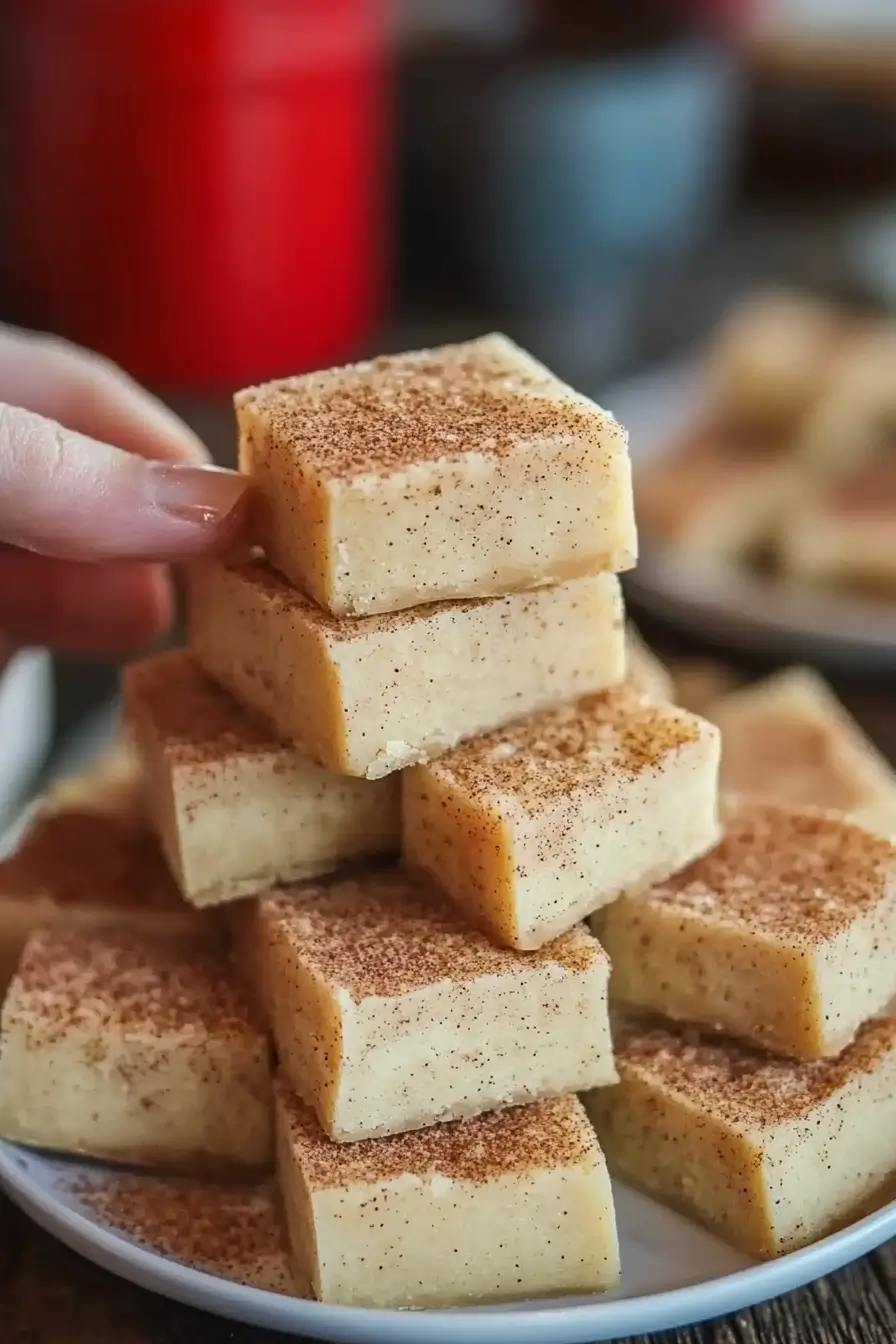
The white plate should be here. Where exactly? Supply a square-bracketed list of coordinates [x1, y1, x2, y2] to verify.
[605, 362, 896, 672]
[1, 1141, 894, 1343]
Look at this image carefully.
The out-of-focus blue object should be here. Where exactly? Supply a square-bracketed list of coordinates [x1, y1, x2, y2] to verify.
[0, 651, 53, 833]
[475, 42, 742, 369]
[849, 203, 896, 309]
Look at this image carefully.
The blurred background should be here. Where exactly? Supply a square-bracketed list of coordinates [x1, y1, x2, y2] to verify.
[2, 0, 896, 818]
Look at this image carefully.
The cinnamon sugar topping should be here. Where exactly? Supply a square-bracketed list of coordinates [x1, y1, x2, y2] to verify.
[0, 811, 186, 912]
[428, 688, 704, 812]
[260, 868, 602, 998]
[719, 710, 862, 812]
[614, 1013, 896, 1129]
[644, 800, 896, 941]
[214, 555, 589, 644]
[71, 1175, 295, 1295]
[124, 649, 284, 766]
[278, 1081, 597, 1189]
[635, 424, 786, 541]
[236, 334, 623, 481]
[14, 928, 260, 1042]
[832, 456, 896, 519]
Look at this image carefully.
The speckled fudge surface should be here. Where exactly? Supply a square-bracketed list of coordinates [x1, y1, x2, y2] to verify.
[403, 686, 719, 949]
[275, 1077, 620, 1307]
[188, 558, 625, 778]
[124, 650, 399, 906]
[0, 809, 203, 994]
[596, 800, 896, 1060]
[587, 1013, 896, 1259]
[236, 333, 636, 616]
[249, 867, 616, 1142]
[709, 666, 896, 838]
[0, 927, 271, 1171]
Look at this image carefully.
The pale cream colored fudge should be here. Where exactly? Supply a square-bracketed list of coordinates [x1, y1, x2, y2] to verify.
[252, 868, 616, 1142]
[403, 687, 720, 950]
[710, 666, 896, 837]
[0, 810, 203, 995]
[74, 1175, 298, 1295]
[236, 333, 636, 617]
[0, 927, 272, 1171]
[189, 558, 625, 779]
[778, 459, 896, 598]
[635, 427, 806, 561]
[587, 1014, 896, 1258]
[625, 624, 674, 701]
[275, 1077, 619, 1307]
[707, 290, 842, 429]
[43, 740, 146, 831]
[222, 897, 273, 1020]
[797, 325, 896, 478]
[671, 659, 741, 716]
[595, 801, 896, 1060]
[123, 649, 400, 907]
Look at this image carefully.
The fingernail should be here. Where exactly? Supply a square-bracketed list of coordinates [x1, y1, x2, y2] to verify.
[146, 463, 251, 538]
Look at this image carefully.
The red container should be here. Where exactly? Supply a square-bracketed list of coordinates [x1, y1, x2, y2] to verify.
[4, 0, 388, 389]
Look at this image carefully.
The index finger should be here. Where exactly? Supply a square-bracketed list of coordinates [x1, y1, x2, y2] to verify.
[0, 324, 208, 465]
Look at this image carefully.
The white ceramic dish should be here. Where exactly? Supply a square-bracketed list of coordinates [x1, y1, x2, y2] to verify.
[608, 362, 896, 672]
[1, 1141, 894, 1343]
[2, 701, 893, 1339]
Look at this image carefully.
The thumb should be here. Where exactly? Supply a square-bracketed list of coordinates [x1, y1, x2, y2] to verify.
[0, 402, 252, 561]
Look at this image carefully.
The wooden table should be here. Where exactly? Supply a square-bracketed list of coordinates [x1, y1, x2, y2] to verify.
[5, 660, 896, 1343]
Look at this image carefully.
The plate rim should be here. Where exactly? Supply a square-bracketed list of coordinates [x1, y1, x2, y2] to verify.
[2, 1140, 894, 1344]
[606, 360, 896, 671]
[625, 543, 896, 669]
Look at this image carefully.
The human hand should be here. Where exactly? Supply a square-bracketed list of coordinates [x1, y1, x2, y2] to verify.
[0, 325, 251, 661]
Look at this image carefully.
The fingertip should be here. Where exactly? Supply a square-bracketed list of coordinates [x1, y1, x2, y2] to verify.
[78, 353, 213, 466]
[85, 563, 176, 653]
[0, 325, 211, 466]
[143, 464, 257, 558]
[119, 388, 211, 466]
[0, 554, 177, 655]
[138, 563, 177, 638]
[0, 408, 252, 562]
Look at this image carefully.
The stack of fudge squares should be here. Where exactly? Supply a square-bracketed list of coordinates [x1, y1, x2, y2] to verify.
[0, 334, 895, 1309]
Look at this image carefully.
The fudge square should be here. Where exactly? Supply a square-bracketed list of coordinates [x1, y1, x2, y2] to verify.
[595, 801, 896, 1060]
[236, 333, 636, 617]
[250, 867, 616, 1142]
[189, 558, 625, 780]
[0, 809, 203, 995]
[123, 650, 400, 907]
[710, 665, 896, 838]
[403, 687, 720, 950]
[275, 1077, 619, 1307]
[43, 740, 146, 830]
[634, 426, 806, 563]
[624, 624, 674, 702]
[0, 928, 272, 1171]
[587, 1014, 896, 1259]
